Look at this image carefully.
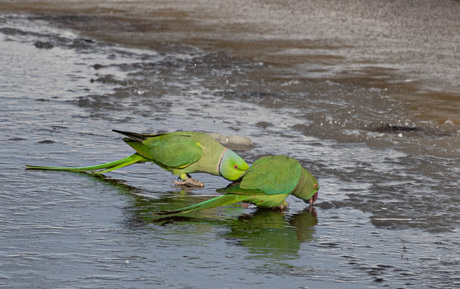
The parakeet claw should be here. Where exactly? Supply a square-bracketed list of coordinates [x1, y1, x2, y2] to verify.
[174, 177, 204, 187]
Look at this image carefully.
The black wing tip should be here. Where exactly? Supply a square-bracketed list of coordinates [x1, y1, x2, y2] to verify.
[113, 129, 146, 142]
[112, 129, 131, 135]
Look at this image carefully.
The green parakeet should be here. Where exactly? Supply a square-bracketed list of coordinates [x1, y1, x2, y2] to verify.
[26, 130, 249, 186]
[155, 155, 319, 218]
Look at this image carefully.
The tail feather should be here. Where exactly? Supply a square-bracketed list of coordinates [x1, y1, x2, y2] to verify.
[25, 153, 147, 173]
[154, 194, 245, 219]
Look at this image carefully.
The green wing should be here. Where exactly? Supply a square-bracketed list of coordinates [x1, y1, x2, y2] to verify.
[239, 155, 302, 195]
[143, 133, 202, 168]
[115, 130, 203, 169]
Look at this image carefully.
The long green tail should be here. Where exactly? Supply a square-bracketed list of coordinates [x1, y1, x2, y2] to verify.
[154, 194, 246, 219]
[25, 153, 148, 174]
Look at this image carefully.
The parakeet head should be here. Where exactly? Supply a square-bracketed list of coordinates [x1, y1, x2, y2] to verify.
[218, 148, 249, 181]
[292, 168, 319, 205]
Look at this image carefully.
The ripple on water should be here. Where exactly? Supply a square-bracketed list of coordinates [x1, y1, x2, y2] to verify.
[1, 13, 460, 289]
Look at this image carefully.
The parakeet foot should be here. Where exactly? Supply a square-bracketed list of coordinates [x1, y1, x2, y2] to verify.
[174, 177, 204, 187]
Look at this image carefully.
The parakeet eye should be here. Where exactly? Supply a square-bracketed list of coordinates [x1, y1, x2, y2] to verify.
[314, 184, 319, 189]
[233, 164, 238, 169]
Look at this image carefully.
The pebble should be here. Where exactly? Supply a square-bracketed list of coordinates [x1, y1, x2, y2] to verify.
[208, 133, 254, 150]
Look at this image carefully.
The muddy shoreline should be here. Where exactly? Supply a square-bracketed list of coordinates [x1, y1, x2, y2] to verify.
[2, 0, 459, 124]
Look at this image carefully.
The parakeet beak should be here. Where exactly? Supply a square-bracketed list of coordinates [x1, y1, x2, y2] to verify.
[308, 192, 319, 205]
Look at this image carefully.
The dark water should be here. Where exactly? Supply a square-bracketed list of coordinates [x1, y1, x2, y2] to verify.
[1, 13, 459, 288]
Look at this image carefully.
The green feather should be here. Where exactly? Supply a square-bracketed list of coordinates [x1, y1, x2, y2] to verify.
[239, 155, 302, 195]
[145, 135, 202, 168]
[114, 130, 202, 167]
[25, 153, 147, 174]
[154, 194, 245, 218]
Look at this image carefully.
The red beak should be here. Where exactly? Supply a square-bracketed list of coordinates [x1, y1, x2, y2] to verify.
[309, 192, 318, 205]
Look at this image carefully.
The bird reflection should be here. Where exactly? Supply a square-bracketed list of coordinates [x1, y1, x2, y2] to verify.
[83, 174, 318, 260]
[222, 208, 317, 260]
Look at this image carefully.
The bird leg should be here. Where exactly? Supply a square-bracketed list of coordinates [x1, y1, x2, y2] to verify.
[174, 174, 204, 187]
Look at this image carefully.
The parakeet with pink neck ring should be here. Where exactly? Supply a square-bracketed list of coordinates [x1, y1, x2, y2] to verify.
[26, 130, 249, 187]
